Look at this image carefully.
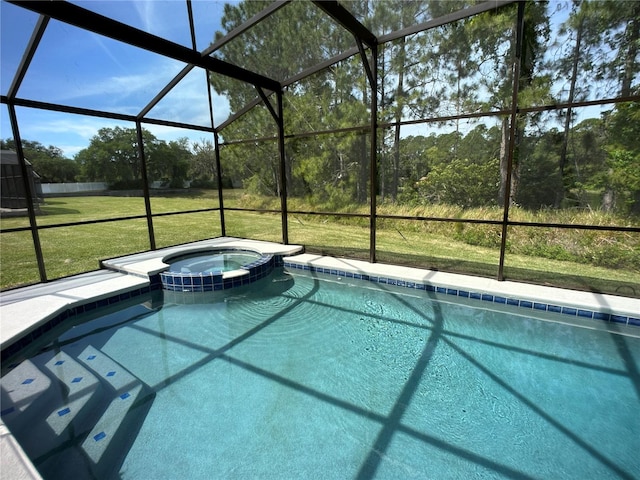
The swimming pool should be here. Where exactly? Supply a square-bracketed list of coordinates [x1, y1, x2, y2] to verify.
[2, 265, 639, 479]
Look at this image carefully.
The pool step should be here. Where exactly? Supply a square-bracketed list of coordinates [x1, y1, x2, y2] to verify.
[82, 384, 145, 474]
[77, 345, 139, 394]
[76, 346, 152, 479]
[0, 359, 54, 431]
[41, 351, 103, 436]
[2, 346, 154, 479]
[11, 351, 104, 459]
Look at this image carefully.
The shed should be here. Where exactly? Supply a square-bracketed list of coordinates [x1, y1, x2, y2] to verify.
[0, 150, 42, 210]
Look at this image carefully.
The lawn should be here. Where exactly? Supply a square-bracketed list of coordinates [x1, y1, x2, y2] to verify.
[1, 191, 638, 297]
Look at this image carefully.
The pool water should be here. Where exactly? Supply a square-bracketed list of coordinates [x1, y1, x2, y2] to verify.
[168, 250, 262, 273]
[2, 268, 639, 479]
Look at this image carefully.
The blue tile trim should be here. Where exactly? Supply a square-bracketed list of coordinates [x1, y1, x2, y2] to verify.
[58, 407, 71, 416]
[1, 282, 160, 363]
[283, 261, 639, 329]
[1, 407, 16, 416]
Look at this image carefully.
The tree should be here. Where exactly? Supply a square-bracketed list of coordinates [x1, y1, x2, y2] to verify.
[451, 3, 550, 207]
[554, 0, 590, 207]
[1, 138, 78, 182]
[372, 0, 431, 201]
[595, 1, 638, 210]
[149, 138, 191, 189]
[75, 127, 191, 188]
[416, 157, 500, 208]
[516, 128, 564, 209]
[550, 0, 639, 208]
[211, 1, 370, 204]
[603, 99, 640, 214]
[190, 138, 221, 188]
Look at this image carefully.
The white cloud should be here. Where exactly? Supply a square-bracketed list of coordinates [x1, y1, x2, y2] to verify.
[134, 1, 156, 33]
[53, 59, 185, 109]
[14, 110, 132, 157]
[145, 67, 231, 127]
[57, 144, 88, 158]
[91, 35, 128, 72]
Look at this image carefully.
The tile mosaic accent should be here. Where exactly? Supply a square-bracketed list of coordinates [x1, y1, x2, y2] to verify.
[58, 407, 71, 416]
[283, 261, 640, 328]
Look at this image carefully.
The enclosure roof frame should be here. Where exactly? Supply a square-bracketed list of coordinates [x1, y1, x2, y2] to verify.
[8, 0, 281, 93]
[312, 0, 377, 49]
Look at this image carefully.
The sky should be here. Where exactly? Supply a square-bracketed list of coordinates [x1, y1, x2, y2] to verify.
[1, 0, 235, 157]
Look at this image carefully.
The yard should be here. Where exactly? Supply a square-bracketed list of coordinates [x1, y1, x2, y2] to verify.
[1, 190, 638, 297]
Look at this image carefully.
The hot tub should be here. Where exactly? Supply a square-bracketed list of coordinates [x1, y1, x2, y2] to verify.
[159, 248, 274, 292]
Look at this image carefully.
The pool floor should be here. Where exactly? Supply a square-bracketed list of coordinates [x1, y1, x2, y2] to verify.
[2, 268, 640, 479]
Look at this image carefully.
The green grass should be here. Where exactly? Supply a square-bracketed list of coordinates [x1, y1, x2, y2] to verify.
[1, 191, 638, 297]
[0, 194, 224, 288]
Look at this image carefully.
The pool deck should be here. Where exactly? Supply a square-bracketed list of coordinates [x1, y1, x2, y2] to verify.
[1, 237, 639, 480]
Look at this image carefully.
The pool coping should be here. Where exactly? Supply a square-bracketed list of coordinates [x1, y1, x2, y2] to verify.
[100, 237, 304, 278]
[283, 254, 640, 330]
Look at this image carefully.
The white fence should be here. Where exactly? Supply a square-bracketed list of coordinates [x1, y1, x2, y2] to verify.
[40, 182, 108, 194]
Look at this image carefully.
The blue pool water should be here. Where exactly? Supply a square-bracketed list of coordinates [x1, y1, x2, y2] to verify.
[167, 249, 263, 273]
[2, 268, 639, 479]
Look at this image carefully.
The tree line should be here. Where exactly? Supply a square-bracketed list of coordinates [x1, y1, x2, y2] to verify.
[1, 131, 220, 190]
[1, 94, 637, 214]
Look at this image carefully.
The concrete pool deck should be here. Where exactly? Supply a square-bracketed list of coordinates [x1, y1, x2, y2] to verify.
[1, 237, 639, 479]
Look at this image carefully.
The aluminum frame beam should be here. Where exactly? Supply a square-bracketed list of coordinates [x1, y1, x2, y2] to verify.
[203, 1, 291, 56]
[9, 0, 280, 92]
[312, 1, 377, 48]
[7, 15, 48, 100]
[378, 0, 518, 44]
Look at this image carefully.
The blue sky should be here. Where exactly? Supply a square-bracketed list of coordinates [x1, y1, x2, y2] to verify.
[1, 0, 234, 157]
